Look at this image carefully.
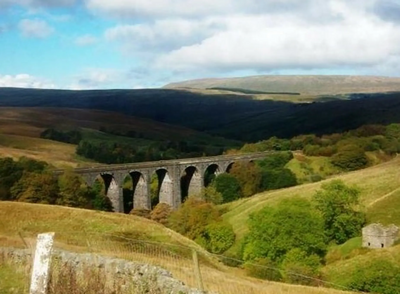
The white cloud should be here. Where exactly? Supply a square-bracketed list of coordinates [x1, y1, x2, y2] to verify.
[86, 0, 331, 19]
[156, 12, 400, 72]
[105, 18, 222, 52]
[0, 0, 76, 8]
[75, 35, 98, 46]
[0, 74, 56, 88]
[18, 19, 54, 38]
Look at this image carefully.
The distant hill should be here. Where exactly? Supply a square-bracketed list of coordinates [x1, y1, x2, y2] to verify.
[164, 75, 400, 95]
[2, 87, 400, 142]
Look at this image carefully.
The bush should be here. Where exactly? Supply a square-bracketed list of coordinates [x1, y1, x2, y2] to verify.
[212, 174, 242, 203]
[230, 162, 262, 197]
[150, 203, 172, 225]
[201, 185, 223, 205]
[244, 258, 282, 281]
[347, 259, 400, 294]
[202, 222, 235, 254]
[168, 198, 220, 240]
[242, 197, 326, 263]
[331, 144, 368, 171]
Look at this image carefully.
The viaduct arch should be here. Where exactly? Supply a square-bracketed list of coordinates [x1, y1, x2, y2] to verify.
[59, 152, 273, 213]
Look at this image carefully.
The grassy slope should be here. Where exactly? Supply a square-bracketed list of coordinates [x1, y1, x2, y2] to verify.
[0, 202, 353, 294]
[0, 133, 96, 168]
[286, 153, 341, 183]
[165, 75, 400, 95]
[223, 156, 400, 241]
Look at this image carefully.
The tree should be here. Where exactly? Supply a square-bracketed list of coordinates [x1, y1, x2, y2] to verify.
[313, 180, 366, 244]
[11, 172, 59, 204]
[259, 169, 297, 191]
[347, 259, 400, 294]
[57, 171, 92, 208]
[168, 197, 221, 240]
[242, 197, 326, 263]
[200, 222, 235, 254]
[91, 180, 113, 211]
[212, 173, 242, 203]
[150, 203, 172, 225]
[256, 152, 293, 170]
[230, 162, 262, 197]
[0, 157, 23, 200]
[201, 185, 223, 205]
[331, 144, 368, 171]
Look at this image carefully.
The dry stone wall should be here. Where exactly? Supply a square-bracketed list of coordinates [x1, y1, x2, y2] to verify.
[1, 247, 207, 294]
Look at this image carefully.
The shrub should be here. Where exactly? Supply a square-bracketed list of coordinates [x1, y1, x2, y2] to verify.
[331, 144, 368, 171]
[202, 222, 235, 254]
[168, 198, 220, 240]
[150, 203, 172, 225]
[201, 185, 223, 205]
[347, 259, 400, 294]
[230, 162, 262, 197]
[212, 174, 242, 203]
[242, 198, 326, 263]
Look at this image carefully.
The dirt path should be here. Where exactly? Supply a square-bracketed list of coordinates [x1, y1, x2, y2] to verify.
[368, 186, 400, 207]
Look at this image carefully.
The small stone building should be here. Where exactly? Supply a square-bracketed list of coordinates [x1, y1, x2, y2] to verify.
[362, 223, 399, 249]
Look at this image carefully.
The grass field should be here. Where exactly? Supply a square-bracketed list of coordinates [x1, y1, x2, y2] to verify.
[0, 202, 354, 294]
[286, 154, 341, 183]
[223, 156, 400, 242]
[0, 133, 97, 168]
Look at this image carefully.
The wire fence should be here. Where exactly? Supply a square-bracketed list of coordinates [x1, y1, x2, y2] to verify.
[0, 232, 359, 294]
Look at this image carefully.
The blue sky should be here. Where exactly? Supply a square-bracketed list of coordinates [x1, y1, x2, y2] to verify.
[1, 0, 400, 89]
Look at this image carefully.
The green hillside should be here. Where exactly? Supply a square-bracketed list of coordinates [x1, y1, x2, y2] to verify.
[223, 156, 400, 242]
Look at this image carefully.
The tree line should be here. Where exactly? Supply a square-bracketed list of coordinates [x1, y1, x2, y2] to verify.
[237, 123, 400, 171]
[40, 128, 225, 164]
[0, 157, 112, 211]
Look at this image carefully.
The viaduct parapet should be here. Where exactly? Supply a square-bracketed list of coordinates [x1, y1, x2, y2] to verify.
[58, 152, 273, 213]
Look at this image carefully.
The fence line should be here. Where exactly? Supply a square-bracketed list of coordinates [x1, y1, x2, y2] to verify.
[2, 232, 360, 294]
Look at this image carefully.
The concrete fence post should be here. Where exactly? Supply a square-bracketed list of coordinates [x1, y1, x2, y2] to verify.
[192, 249, 204, 292]
[29, 232, 55, 294]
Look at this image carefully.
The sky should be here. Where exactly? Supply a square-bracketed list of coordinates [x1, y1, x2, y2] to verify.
[1, 0, 400, 89]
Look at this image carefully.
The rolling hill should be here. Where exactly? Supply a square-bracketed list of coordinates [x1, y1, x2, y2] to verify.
[223, 156, 400, 242]
[164, 75, 400, 95]
[2, 86, 400, 142]
[0, 107, 240, 167]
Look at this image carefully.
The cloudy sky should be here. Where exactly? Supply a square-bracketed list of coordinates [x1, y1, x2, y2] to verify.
[1, 0, 400, 89]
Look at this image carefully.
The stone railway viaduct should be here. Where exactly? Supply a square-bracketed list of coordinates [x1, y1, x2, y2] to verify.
[66, 152, 273, 213]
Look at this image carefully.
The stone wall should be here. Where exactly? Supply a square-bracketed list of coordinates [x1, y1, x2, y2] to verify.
[1, 247, 206, 294]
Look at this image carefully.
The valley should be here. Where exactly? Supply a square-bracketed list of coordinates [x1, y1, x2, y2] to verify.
[2, 75, 400, 293]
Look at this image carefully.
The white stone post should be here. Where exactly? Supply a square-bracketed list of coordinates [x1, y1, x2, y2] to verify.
[29, 232, 55, 294]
